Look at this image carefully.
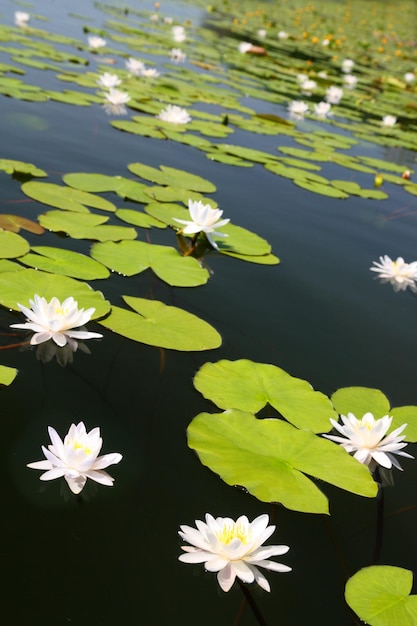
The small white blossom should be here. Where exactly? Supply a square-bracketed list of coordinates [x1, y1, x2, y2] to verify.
[325, 85, 343, 104]
[238, 41, 253, 54]
[172, 25, 186, 43]
[174, 200, 229, 250]
[323, 413, 413, 472]
[370, 255, 417, 292]
[381, 115, 397, 127]
[343, 74, 357, 89]
[164, 17, 174, 25]
[125, 57, 145, 76]
[288, 100, 309, 119]
[300, 78, 317, 95]
[322, 39, 330, 46]
[404, 72, 415, 84]
[140, 67, 160, 78]
[103, 88, 130, 115]
[257, 29, 267, 39]
[88, 35, 107, 50]
[156, 105, 191, 124]
[170, 48, 186, 63]
[341, 58, 354, 73]
[277, 31, 289, 40]
[28, 422, 123, 494]
[313, 101, 332, 118]
[10, 294, 102, 350]
[97, 72, 121, 88]
[178, 513, 291, 592]
[14, 11, 30, 27]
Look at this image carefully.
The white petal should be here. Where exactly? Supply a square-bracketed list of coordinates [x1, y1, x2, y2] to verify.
[232, 560, 255, 583]
[217, 563, 236, 592]
[178, 550, 217, 564]
[92, 452, 123, 470]
[39, 467, 68, 481]
[84, 469, 115, 486]
[27, 460, 53, 470]
[65, 475, 87, 494]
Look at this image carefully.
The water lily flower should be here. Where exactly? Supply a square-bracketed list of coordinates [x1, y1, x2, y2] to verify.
[178, 513, 291, 592]
[125, 57, 146, 76]
[343, 74, 358, 89]
[10, 294, 103, 349]
[300, 78, 317, 95]
[14, 11, 30, 27]
[174, 200, 229, 250]
[27, 422, 123, 494]
[313, 101, 332, 118]
[170, 48, 186, 63]
[164, 16, 174, 25]
[97, 72, 121, 88]
[103, 88, 130, 115]
[88, 35, 106, 50]
[257, 29, 267, 39]
[172, 25, 186, 43]
[296, 73, 308, 84]
[381, 115, 397, 127]
[341, 58, 354, 73]
[238, 41, 253, 54]
[325, 85, 343, 104]
[156, 105, 191, 124]
[323, 413, 413, 472]
[288, 100, 309, 119]
[404, 72, 415, 84]
[370, 255, 417, 292]
[277, 30, 289, 40]
[140, 67, 160, 78]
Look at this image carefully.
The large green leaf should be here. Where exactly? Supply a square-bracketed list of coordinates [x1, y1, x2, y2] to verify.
[345, 566, 417, 626]
[21, 182, 116, 213]
[0, 364, 18, 386]
[194, 359, 336, 432]
[38, 210, 137, 241]
[187, 409, 377, 514]
[91, 240, 210, 286]
[0, 230, 30, 258]
[97, 295, 221, 351]
[128, 163, 216, 192]
[0, 269, 110, 319]
[19, 246, 110, 280]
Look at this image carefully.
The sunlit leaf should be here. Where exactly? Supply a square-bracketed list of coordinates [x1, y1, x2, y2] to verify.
[194, 359, 336, 432]
[0, 269, 110, 318]
[331, 387, 391, 420]
[21, 181, 116, 213]
[0, 230, 30, 258]
[345, 566, 417, 626]
[0, 364, 18, 387]
[97, 295, 222, 351]
[39, 210, 137, 241]
[187, 409, 377, 514]
[19, 246, 110, 280]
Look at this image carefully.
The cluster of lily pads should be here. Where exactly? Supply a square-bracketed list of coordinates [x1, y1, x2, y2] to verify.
[1, 0, 417, 623]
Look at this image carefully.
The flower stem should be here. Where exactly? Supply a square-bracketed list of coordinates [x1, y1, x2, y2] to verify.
[372, 469, 384, 563]
[236, 580, 268, 626]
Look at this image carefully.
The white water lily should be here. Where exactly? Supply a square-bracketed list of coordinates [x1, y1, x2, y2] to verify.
[238, 41, 253, 54]
[257, 29, 267, 39]
[313, 101, 332, 118]
[300, 78, 317, 95]
[174, 200, 229, 250]
[97, 72, 121, 88]
[27, 422, 123, 494]
[381, 114, 397, 127]
[288, 100, 309, 119]
[323, 413, 413, 472]
[277, 30, 289, 40]
[172, 25, 186, 43]
[10, 294, 103, 349]
[156, 105, 191, 124]
[178, 513, 291, 592]
[343, 74, 358, 89]
[103, 88, 130, 115]
[370, 255, 417, 292]
[170, 48, 186, 63]
[140, 67, 160, 78]
[341, 58, 354, 73]
[404, 72, 415, 84]
[15, 11, 30, 27]
[88, 35, 106, 50]
[125, 57, 145, 76]
[325, 85, 343, 104]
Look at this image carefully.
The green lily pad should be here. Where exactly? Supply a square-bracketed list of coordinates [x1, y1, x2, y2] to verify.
[91, 240, 210, 286]
[187, 409, 377, 514]
[194, 359, 336, 432]
[0, 364, 18, 387]
[358, 156, 413, 173]
[294, 179, 349, 198]
[0, 269, 110, 319]
[21, 181, 116, 213]
[115, 209, 166, 229]
[128, 162, 216, 193]
[19, 246, 110, 280]
[97, 295, 221, 351]
[0, 260, 23, 273]
[0, 230, 30, 258]
[39, 210, 137, 241]
[345, 566, 417, 626]
[0, 159, 46, 177]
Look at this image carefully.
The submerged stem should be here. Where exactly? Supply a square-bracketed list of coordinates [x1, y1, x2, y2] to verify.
[237, 580, 268, 626]
[372, 468, 385, 563]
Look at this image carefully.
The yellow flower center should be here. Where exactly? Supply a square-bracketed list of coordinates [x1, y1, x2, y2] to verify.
[54, 306, 69, 316]
[71, 440, 92, 455]
[217, 522, 251, 545]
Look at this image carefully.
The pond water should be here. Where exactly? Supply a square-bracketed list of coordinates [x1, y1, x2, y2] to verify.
[1, 1, 417, 625]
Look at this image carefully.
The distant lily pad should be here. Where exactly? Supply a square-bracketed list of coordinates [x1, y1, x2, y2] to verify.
[0, 159, 46, 177]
